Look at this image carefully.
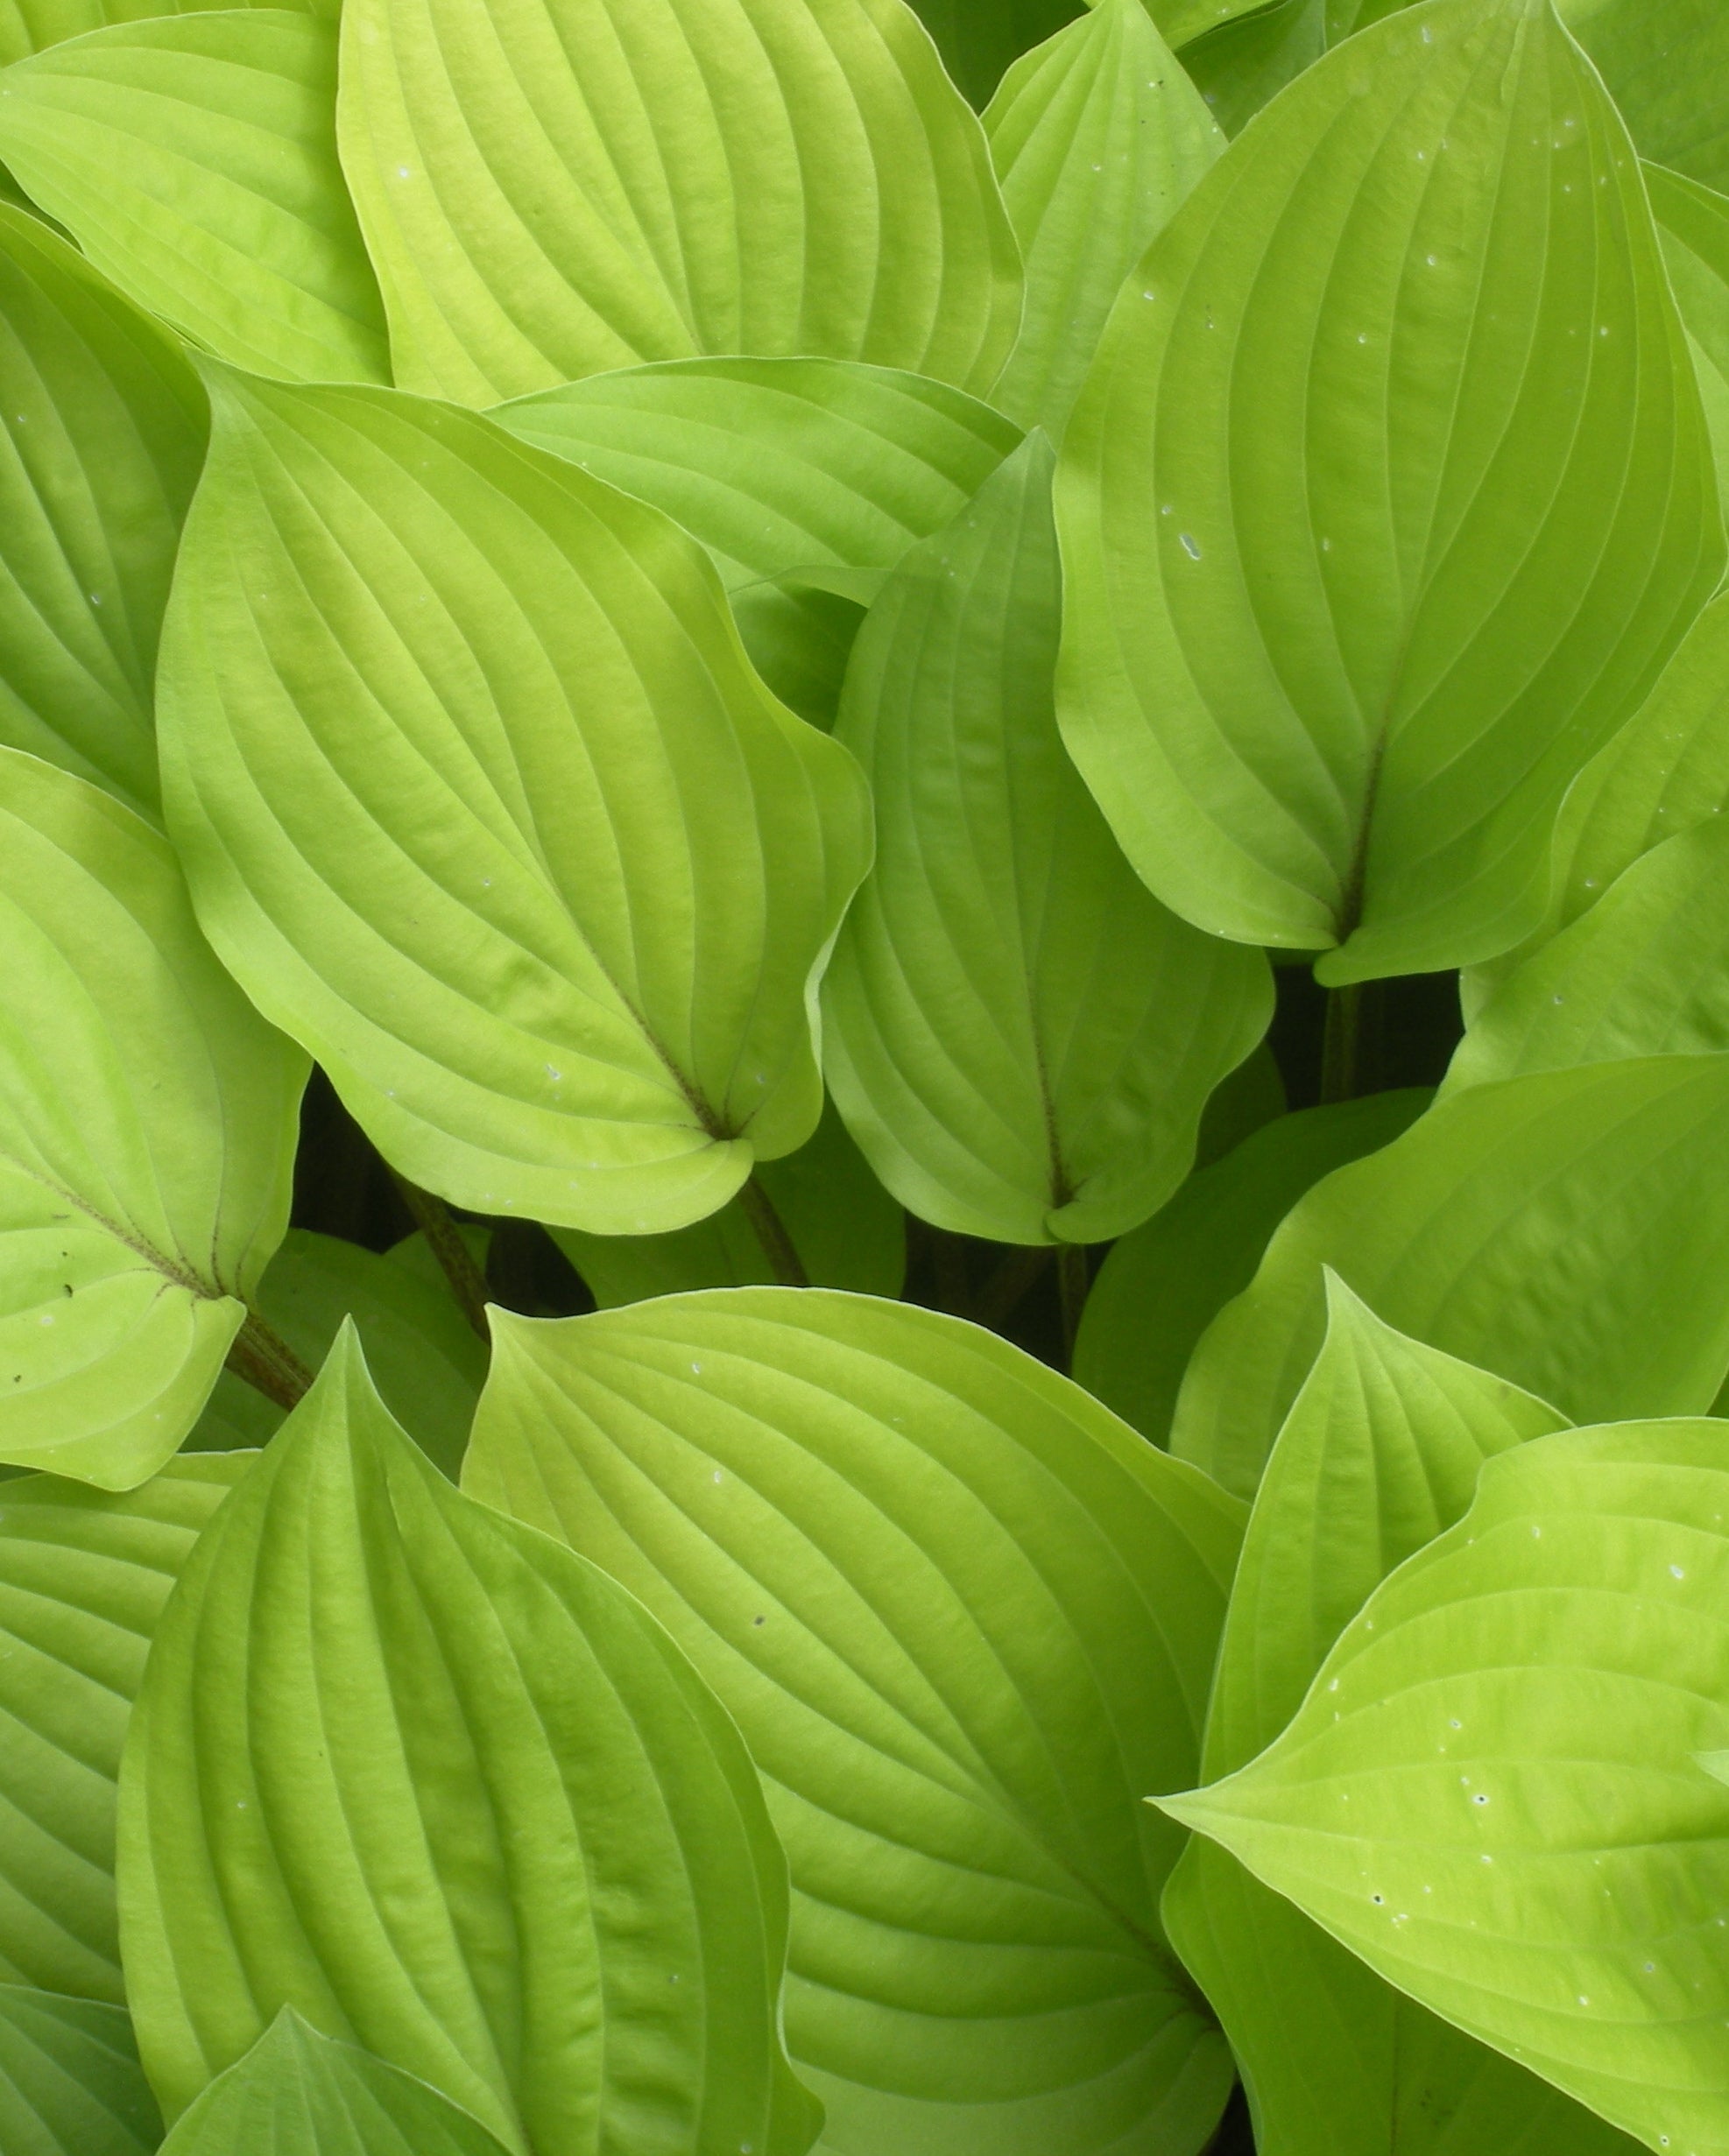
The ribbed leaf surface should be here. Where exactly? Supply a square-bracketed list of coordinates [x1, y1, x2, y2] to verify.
[0, 1986, 159, 2156]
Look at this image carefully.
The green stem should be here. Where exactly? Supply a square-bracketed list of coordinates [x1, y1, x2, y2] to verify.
[1057, 1242, 1090, 1370]
[1320, 982, 1365, 1104]
[391, 1173, 491, 1339]
[737, 1173, 808, 1288]
[975, 1244, 1053, 1332]
[225, 1308, 314, 1411]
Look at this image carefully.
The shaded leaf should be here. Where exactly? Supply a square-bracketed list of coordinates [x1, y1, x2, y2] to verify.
[340, 0, 1022, 404]
[904, 0, 1083, 107]
[120, 1328, 818, 2154]
[1646, 164, 1729, 502]
[1170, 1056, 1729, 1498]
[1073, 1090, 1427, 1444]
[0, 748, 305, 1488]
[1055, 0, 1720, 979]
[158, 368, 871, 1237]
[0, 11, 387, 384]
[1560, 0, 1729, 195]
[984, 0, 1224, 434]
[1162, 1420, 1729, 2156]
[1192, 1040, 1286, 1167]
[1, 0, 316, 68]
[466, 1289, 1243, 2156]
[1163, 0, 1323, 141]
[0, 1456, 247, 2001]
[0, 1986, 159, 2156]
[0, 207, 204, 819]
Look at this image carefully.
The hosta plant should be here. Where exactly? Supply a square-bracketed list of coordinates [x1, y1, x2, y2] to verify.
[0, 0, 1726, 2151]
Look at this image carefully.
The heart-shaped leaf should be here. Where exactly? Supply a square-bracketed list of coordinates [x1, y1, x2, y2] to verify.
[158, 366, 872, 1237]
[466, 1288, 1244, 2156]
[0, 1986, 159, 2155]
[1055, 0, 1720, 978]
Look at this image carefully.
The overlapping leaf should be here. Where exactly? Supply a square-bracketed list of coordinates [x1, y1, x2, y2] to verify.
[1, 0, 321, 68]
[0, 208, 203, 819]
[1560, 0, 1729, 194]
[0, 1455, 247, 2002]
[1074, 1090, 1427, 1443]
[1055, 0, 1721, 979]
[0, 1986, 159, 2156]
[120, 1329, 818, 2153]
[0, 11, 387, 384]
[1180, 0, 1324, 137]
[1647, 164, 1729, 497]
[0, 748, 305, 1487]
[158, 368, 872, 1237]
[825, 433, 1270, 1244]
[466, 1289, 1243, 2156]
[904, 0, 1082, 105]
[984, 0, 1223, 434]
[1163, 1420, 1729, 2156]
[1171, 1056, 1729, 1497]
[339, 0, 1023, 403]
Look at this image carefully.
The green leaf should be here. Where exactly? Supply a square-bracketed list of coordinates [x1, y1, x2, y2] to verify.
[1192, 1039, 1286, 1167]
[1161, 1419, 1729, 2156]
[984, 0, 1224, 434]
[490, 356, 1020, 725]
[1167, 0, 1324, 141]
[157, 367, 872, 1237]
[1443, 818, 1729, 1096]
[903, 0, 1083, 107]
[1073, 1090, 1428, 1444]
[1646, 166, 1729, 503]
[0, 207, 204, 820]
[1559, 0, 1729, 194]
[339, 0, 1023, 405]
[0, 1986, 160, 2156]
[551, 1098, 904, 1307]
[0, 1456, 247, 2002]
[0, 748, 305, 1488]
[1170, 1056, 1729, 1499]
[824, 433, 1270, 1244]
[0, 0, 317, 69]
[120, 1327, 818, 2154]
[465, 1289, 1244, 2156]
[1055, 0, 1721, 980]
[0, 12, 387, 384]
[158, 2012, 512, 2156]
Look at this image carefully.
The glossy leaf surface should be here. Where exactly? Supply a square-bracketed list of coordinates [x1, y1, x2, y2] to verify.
[0, 1456, 246, 2001]
[0, 749, 304, 1487]
[0, 11, 388, 384]
[825, 433, 1270, 1244]
[984, 0, 1223, 434]
[466, 1289, 1244, 2156]
[1055, 0, 1720, 978]
[0, 208, 203, 819]
[121, 1329, 817, 2154]
[340, 0, 1023, 404]
[1074, 1090, 1427, 1444]
[1171, 1056, 1729, 1497]
[0, 1985, 159, 2155]
[159, 369, 871, 1237]
[1164, 1420, 1729, 2156]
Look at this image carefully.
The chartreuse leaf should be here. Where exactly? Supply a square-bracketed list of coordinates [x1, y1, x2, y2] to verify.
[1162, 1420, 1729, 2156]
[0, 208, 203, 820]
[983, 0, 1223, 434]
[0, 13, 387, 384]
[0, 1455, 247, 2002]
[1645, 166, 1729, 499]
[1, 0, 320, 70]
[158, 2012, 512, 2156]
[0, 750, 305, 1489]
[492, 356, 1020, 724]
[157, 369, 871, 1237]
[119, 1328, 818, 2154]
[1558, 0, 1729, 194]
[1171, 1057, 1729, 1500]
[1055, 0, 1721, 981]
[465, 1290, 1244, 2156]
[552, 1099, 904, 1307]
[1444, 819, 1729, 1096]
[1161, 1283, 1639, 2156]
[339, 0, 1022, 405]
[824, 434, 1270, 1244]
[1074, 1090, 1427, 1444]
[0, 1985, 159, 2155]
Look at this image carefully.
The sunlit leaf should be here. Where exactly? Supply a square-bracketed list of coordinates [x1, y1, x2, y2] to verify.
[1055, 0, 1720, 979]
[1171, 1056, 1729, 1498]
[466, 1289, 1244, 2156]
[158, 367, 871, 1237]
[1074, 1090, 1427, 1444]
[0, 11, 387, 384]
[1162, 1420, 1729, 2156]
[0, 1986, 159, 2156]
[0, 207, 203, 820]
[984, 0, 1223, 435]
[1, 0, 318, 69]
[120, 1328, 818, 2152]
[340, 0, 1023, 404]
[825, 433, 1270, 1244]
[0, 1456, 247, 2002]
[0, 748, 305, 1488]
